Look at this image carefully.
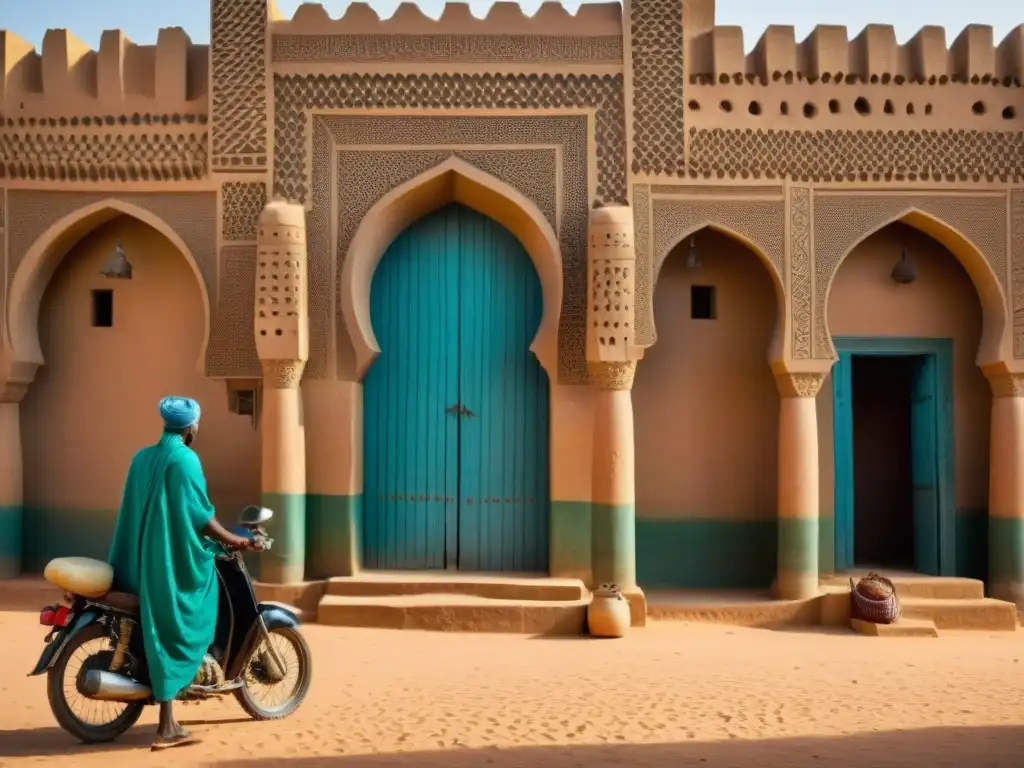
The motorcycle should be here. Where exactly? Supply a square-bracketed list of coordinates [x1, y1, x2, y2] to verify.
[28, 505, 312, 744]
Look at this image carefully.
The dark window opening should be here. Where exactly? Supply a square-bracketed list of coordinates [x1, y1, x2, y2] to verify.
[91, 289, 113, 328]
[231, 389, 256, 417]
[690, 285, 716, 320]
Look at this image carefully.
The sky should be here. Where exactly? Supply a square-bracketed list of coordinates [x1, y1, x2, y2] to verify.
[0, 0, 1019, 51]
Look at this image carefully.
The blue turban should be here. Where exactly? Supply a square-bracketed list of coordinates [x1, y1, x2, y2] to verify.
[159, 396, 201, 430]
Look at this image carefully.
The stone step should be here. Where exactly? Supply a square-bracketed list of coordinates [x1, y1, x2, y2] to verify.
[325, 573, 587, 602]
[850, 617, 939, 638]
[899, 597, 1018, 631]
[646, 591, 822, 629]
[317, 593, 589, 635]
[821, 574, 985, 600]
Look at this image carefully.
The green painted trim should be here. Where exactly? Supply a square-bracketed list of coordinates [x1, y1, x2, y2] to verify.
[818, 513, 835, 576]
[636, 518, 776, 589]
[989, 516, 1024, 584]
[22, 508, 117, 573]
[306, 493, 362, 579]
[778, 517, 819, 576]
[0, 505, 23, 578]
[591, 502, 635, 586]
[260, 492, 306, 584]
[832, 336, 956, 576]
[549, 501, 591, 582]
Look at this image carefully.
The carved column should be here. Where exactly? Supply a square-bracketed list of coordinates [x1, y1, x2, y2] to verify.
[587, 206, 645, 623]
[0, 381, 26, 579]
[255, 200, 309, 584]
[986, 371, 1024, 610]
[775, 372, 824, 600]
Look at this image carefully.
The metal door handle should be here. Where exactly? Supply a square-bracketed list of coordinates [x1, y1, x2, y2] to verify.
[446, 404, 463, 416]
[463, 407, 475, 419]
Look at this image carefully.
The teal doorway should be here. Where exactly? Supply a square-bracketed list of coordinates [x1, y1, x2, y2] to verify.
[832, 337, 955, 575]
[362, 203, 551, 573]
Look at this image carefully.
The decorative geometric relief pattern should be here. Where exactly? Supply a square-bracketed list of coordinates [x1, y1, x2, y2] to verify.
[813, 194, 1009, 359]
[1012, 192, 1024, 358]
[688, 128, 1024, 183]
[273, 73, 626, 207]
[4, 191, 218, 368]
[211, 0, 268, 170]
[221, 182, 267, 242]
[207, 246, 260, 378]
[650, 185, 783, 197]
[272, 34, 623, 63]
[0, 131, 207, 181]
[789, 187, 812, 359]
[629, 0, 685, 175]
[632, 184, 652, 345]
[305, 113, 589, 384]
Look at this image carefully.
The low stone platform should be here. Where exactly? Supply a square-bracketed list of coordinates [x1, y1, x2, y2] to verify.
[315, 573, 594, 635]
[850, 617, 939, 638]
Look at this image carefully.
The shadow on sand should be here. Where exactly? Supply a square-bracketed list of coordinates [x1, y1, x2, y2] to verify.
[212, 726, 1024, 767]
[2, 724, 1021, 766]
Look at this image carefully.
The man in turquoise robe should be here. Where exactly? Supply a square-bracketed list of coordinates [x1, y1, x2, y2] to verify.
[108, 396, 255, 750]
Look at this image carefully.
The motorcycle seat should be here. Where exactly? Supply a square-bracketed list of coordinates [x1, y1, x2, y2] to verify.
[97, 591, 140, 614]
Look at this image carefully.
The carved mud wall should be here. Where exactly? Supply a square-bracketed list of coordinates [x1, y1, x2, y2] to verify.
[274, 73, 626, 385]
[304, 114, 587, 384]
[1012, 192, 1024, 358]
[210, 0, 268, 171]
[628, 0, 686, 175]
[3, 191, 218, 367]
[631, 183, 784, 347]
[810, 192, 1009, 359]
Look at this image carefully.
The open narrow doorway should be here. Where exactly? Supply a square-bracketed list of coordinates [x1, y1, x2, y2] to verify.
[833, 341, 951, 576]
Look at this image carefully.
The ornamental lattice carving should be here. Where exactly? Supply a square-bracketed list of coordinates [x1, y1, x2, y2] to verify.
[632, 184, 653, 346]
[271, 34, 623, 63]
[988, 372, 1024, 397]
[777, 372, 826, 398]
[789, 187, 812, 359]
[261, 360, 306, 389]
[813, 193, 1008, 358]
[207, 245, 260, 378]
[211, 0, 268, 170]
[221, 182, 267, 242]
[629, 0, 686, 175]
[688, 128, 1024, 183]
[0, 131, 207, 181]
[305, 114, 590, 384]
[1012, 192, 1024, 359]
[588, 361, 637, 391]
[273, 73, 626, 207]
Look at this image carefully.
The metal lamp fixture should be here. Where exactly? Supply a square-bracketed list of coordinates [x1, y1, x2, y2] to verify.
[686, 235, 701, 270]
[100, 242, 134, 280]
[890, 247, 916, 284]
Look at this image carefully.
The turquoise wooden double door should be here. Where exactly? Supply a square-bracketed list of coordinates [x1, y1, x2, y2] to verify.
[363, 204, 550, 572]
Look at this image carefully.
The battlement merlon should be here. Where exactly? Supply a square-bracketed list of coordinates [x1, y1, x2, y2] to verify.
[0, 27, 208, 118]
[270, 1, 622, 36]
[689, 21, 1024, 84]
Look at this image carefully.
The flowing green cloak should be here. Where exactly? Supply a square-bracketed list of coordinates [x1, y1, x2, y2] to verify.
[107, 432, 219, 702]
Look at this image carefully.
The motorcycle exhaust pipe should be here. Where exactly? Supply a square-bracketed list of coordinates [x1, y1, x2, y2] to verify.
[80, 670, 152, 702]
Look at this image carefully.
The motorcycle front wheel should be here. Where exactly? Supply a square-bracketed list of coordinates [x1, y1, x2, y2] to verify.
[234, 625, 312, 720]
[46, 622, 145, 744]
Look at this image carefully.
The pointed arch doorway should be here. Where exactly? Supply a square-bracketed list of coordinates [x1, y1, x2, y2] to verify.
[362, 202, 550, 572]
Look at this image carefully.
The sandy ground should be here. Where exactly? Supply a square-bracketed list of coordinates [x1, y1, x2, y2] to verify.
[0, 611, 1022, 767]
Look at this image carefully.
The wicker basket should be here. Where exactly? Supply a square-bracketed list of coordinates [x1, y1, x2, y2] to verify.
[850, 572, 902, 624]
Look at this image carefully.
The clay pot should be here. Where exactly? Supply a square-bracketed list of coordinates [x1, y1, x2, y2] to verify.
[587, 583, 631, 638]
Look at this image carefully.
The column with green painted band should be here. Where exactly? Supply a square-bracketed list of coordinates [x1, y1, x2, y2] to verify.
[0, 396, 24, 578]
[585, 206, 642, 600]
[254, 199, 310, 585]
[303, 378, 363, 578]
[775, 372, 825, 600]
[986, 371, 1024, 609]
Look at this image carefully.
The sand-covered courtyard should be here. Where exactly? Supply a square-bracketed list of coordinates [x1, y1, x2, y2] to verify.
[0, 610, 1021, 767]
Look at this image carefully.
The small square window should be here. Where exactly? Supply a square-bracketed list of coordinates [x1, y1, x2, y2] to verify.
[690, 285, 716, 320]
[231, 389, 256, 417]
[91, 289, 114, 327]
